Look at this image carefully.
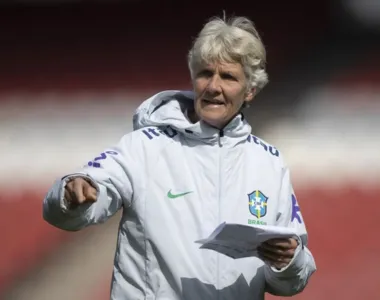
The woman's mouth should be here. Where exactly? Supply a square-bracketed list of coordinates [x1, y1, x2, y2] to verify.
[203, 99, 225, 105]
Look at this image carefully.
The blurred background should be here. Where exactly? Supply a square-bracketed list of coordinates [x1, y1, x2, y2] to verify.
[0, 0, 379, 299]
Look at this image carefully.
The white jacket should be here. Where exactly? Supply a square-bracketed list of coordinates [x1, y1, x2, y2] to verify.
[43, 90, 316, 300]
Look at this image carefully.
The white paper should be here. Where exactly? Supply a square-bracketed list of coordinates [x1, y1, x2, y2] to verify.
[195, 222, 298, 259]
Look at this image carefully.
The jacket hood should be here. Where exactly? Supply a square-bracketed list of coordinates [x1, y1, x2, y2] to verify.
[132, 90, 251, 143]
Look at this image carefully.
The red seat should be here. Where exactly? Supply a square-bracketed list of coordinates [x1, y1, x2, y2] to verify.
[0, 189, 71, 293]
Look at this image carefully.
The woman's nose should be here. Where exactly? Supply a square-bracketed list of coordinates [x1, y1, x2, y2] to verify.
[206, 75, 222, 94]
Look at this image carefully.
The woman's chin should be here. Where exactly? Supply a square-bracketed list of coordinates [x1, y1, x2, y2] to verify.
[199, 112, 228, 129]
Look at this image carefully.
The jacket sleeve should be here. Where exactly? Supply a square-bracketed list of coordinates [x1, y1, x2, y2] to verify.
[264, 164, 317, 296]
[43, 132, 142, 232]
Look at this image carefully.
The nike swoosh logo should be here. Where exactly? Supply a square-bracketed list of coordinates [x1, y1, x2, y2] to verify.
[167, 189, 193, 199]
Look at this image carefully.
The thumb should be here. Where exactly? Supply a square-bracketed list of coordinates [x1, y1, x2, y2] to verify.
[84, 184, 97, 202]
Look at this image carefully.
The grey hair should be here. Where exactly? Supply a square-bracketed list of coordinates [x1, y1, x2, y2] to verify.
[188, 16, 269, 94]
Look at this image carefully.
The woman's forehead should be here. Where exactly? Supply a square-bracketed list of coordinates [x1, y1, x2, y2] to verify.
[197, 60, 243, 72]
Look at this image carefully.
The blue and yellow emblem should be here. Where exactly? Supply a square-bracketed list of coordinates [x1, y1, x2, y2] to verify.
[248, 190, 268, 219]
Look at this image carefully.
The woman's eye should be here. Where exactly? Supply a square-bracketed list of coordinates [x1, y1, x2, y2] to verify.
[221, 73, 236, 80]
[197, 70, 213, 78]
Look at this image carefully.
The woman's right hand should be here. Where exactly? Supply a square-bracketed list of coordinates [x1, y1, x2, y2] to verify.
[64, 177, 97, 209]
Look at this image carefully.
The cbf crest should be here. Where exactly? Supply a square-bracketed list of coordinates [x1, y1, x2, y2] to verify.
[248, 190, 268, 219]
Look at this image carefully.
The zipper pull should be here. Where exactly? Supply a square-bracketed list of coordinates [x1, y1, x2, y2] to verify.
[218, 130, 224, 146]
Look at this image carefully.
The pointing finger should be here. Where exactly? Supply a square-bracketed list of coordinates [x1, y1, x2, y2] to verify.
[64, 187, 72, 204]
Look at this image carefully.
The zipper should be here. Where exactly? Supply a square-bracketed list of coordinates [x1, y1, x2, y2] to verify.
[216, 129, 224, 294]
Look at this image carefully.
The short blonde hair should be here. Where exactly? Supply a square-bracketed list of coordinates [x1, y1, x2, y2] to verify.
[188, 16, 269, 93]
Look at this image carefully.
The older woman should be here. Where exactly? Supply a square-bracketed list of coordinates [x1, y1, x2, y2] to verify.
[43, 16, 316, 299]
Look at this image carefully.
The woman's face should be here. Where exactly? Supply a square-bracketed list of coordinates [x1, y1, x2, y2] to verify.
[192, 61, 255, 129]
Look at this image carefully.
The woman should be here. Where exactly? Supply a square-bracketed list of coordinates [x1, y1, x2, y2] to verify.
[43, 16, 316, 299]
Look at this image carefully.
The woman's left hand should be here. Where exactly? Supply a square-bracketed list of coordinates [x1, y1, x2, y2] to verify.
[258, 238, 299, 269]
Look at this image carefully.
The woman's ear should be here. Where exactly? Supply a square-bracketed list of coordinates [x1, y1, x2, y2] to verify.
[244, 88, 256, 103]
